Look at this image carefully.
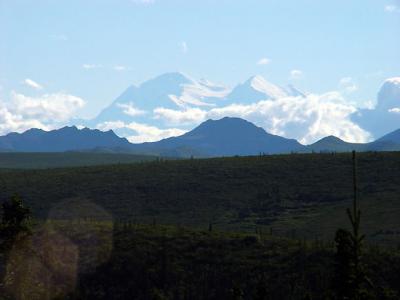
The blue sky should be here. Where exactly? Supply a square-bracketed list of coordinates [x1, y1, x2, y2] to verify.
[0, 0, 399, 142]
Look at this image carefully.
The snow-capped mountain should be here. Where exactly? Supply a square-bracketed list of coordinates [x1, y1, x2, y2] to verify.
[86, 72, 231, 127]
[82, 72, 304, 126]
[223, 75, 290, 105]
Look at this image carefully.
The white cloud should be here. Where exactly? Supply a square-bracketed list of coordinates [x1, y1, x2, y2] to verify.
[113, 65, 129, 71]
[207, 93, 370, 144]
[96, 121, 126, 132]
[0, 92, 85, 135]
[10, 91, 85, 122]
[83, 64, 102, 70]
[117, 102, 147, 117]
[384, 5, 400, 12]
[388, 107, 400, 114]
[97, 121, 185, 143]
[24, 79, 43, 90]
[154, 107, 207, 125]
[153, 92, 371, 144]
[290, 69, 303, 80]
[257, 58, 271, 65]
[339, 77, 358, 93]
[0, 105, 49, 135]
[181, 41, 188, 54]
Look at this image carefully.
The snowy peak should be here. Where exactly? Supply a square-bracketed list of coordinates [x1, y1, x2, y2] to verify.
[223, 75, 303, 105]
[139, 72, 193, 91]
[284, 84, 307, 97]
[248, 75, 288, 99]
[169, 74, 230, 108]
[85, 72, 305, 134]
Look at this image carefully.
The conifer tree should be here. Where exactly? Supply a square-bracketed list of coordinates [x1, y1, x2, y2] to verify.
[0, 194, 31, 253]
[334, 151, 373, 300]
[0, 194, 31, 286]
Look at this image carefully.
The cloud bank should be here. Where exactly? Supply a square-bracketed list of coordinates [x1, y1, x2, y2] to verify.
[97, 120, 185, 143]
[0, 92, 85, 135]
[153, 92, 370, 144]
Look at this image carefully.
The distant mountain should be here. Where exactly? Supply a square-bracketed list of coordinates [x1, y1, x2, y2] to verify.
[306, 136, 366, 153]
[0, 126, 131, 152]
[223, 75, 303, 106]
[83, 72, 231, 128]
[376, 128, 400, 144]
[306, 130, 400, 153]
[0, 117, 304, 156]
[2, 117, 400, 157]
[78, 73, 305, 139]
[133, 117, 304, 156]
[223, 76, 286, 104]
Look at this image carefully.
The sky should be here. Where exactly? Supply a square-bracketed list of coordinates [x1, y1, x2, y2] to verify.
[0, 0, 399, 143]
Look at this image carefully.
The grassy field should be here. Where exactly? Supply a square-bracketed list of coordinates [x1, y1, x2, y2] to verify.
[0, 152, 159, 169]
[1, 152, 400, 246]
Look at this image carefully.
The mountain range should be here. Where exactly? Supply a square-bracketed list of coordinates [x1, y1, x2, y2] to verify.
[71, 72, 400, 146]
[0, 127, 131, 153]
[78, 72, 308, 136]
[1, 117, 400, 157]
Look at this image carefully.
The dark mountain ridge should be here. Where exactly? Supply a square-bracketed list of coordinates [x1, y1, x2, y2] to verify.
[0, 126, 131, 152]
[1, 117, 400, 156]
[134, 117, 303, 156]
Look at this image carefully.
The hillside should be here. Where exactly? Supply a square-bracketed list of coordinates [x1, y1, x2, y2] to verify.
[306, 132, 400, 153]
[134, 117, 304, 156]
[0, 152, 158, 169]
[1, 152, 400, 245]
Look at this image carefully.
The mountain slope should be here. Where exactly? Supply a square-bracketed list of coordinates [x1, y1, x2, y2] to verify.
[221, 75, 304, 106]
[133, 117, 304, 156]
[306, 132, 400, 153]
[0, 126, 131, 152]
[85, 72, 231, 128]
[306, 136, 366, 152]
[377, 128, 400, 144]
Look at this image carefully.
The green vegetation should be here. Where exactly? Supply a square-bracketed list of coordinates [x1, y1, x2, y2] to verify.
[0, 152, 159, 169]
[1, 152, 400, 245]
[1, 152, 400, 299]
[334, 152, 373, 299]
[0, 220, 399, 300]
